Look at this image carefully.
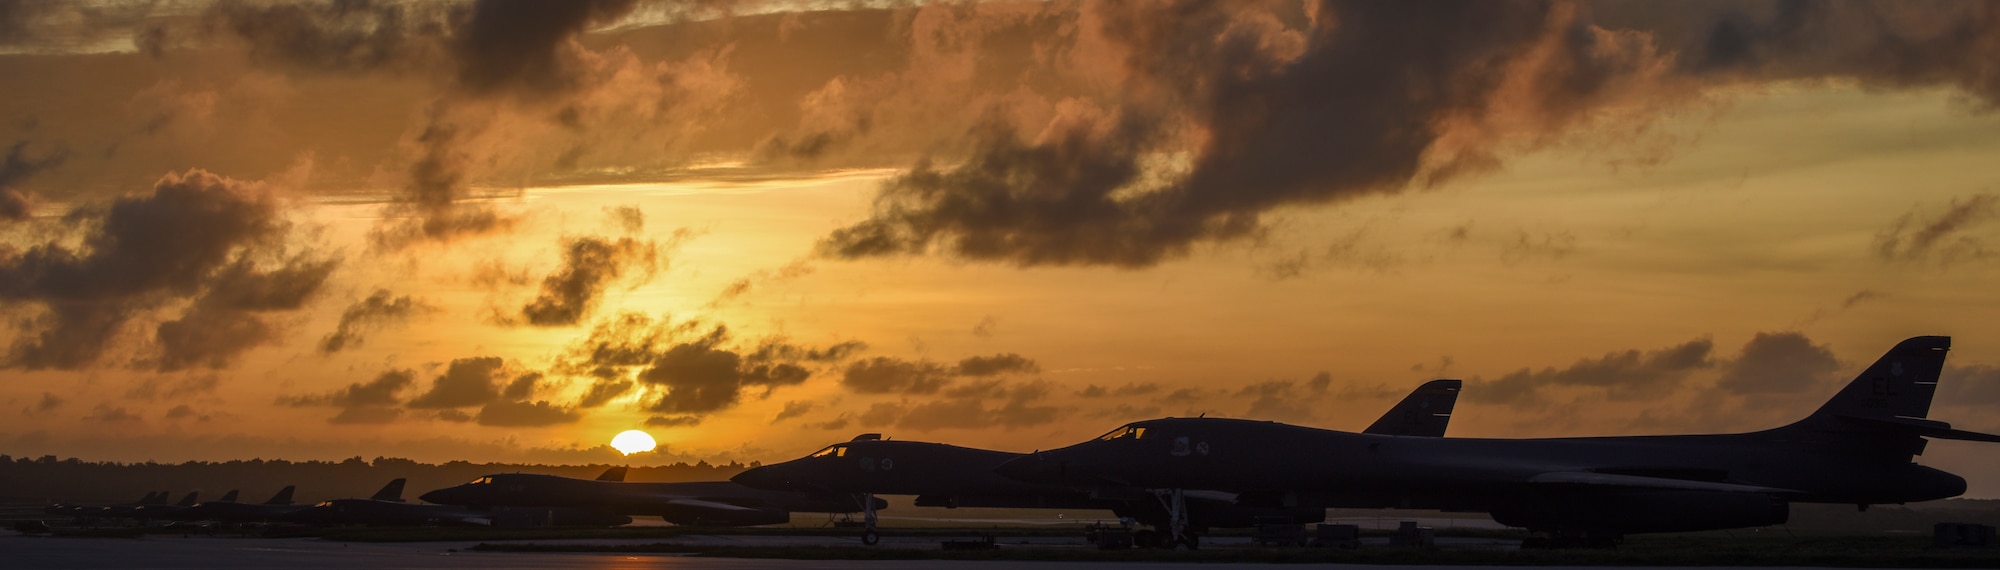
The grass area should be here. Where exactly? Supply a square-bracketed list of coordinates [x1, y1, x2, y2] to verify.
[471, 535, 2000, 567]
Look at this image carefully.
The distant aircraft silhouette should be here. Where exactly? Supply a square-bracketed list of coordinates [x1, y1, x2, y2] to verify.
[997, 336, 1994, 548]
[173, 486, 307, 523]
[419, 470, 878, 527]
[44, 490, 167, 519]
[129, 491, 200, 521]
[279, 478, 627, 527]
[733, 380, 1463, 545]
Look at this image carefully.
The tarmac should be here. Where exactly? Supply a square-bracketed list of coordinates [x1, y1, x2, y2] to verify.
[1, 533, 1968, 570]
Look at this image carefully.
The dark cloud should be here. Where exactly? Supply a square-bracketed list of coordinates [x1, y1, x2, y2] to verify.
[319, 289, 435, 353]
[645, 414, 703, 428]
[204, 0, 639, 95]
[153, 253, 339, 371]
[204, 0, 454, 74]
[1840, 290, 1885, 309]
[279, 369, 415, 425]
[124, 374, 220, 401]
[953, 353, 1040, 376]
[971, 316, 998, 338]
[0, 169, 329, 370]
[520, 235, 661, 326]
[637, 338, 810, 414]
[771, 400, 816, 423]
[1715, 332, 1842, 395]
[1075, 382, 1162, 398]
[476, 399, 579, 427]
[0, 140, 65, 222]
[854, 380, 1061, 432]
[818, 1, 2000, 268]
[435, 409, 474, 422]
[1873, 194, 1996, 266]
[1474, 337, 1716, 406]
[163, 404, 210, 421]
[450, 0, 641, 97]
[84, 404, 142, 423]
[713, 261, 816, 304]
[1936, 364, 2000, 408]
[839, 352, 1040, 395]
[576, 379, 633, 408]
[1239, 372, 1334, 423]
[605, 205, 644, 234]
[841, 357, 952, 395]
[407, 356, 508, 409]
[33, 392, 61, 412]
[366, 110, 517, 249]
[820, 1, 1664, 267]
[204, 1, 714, 251]
[501, 372, 543, 400]
[1641, 0, 2000, 99]
[552, 313, 840, 418]
[0, 0, 155, 50]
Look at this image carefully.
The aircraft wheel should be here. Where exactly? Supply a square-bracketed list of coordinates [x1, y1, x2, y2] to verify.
[1176, 534, 1200, 550]
[1133, 529, 1158, 548]
[861, 530, 880, 545]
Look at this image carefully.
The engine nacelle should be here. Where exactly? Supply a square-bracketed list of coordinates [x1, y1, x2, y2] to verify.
[1490, 490, 1787, 534]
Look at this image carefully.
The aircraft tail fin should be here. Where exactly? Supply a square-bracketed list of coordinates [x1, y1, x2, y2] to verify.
[370, 478, 407, 502]
[175, 492, 199, 507]
[144, 491, 168, 505]
[596, 467, 628, 482]
[1779, 336, 2000, 454]
[264, 486, 296, 505]
[217, 490, 239, 503]
[1803, 336, 1950, 424]
[1364, 379, 1461, 437]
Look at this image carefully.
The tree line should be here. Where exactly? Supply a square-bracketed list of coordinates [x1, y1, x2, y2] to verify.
[0, 455, 758, 504]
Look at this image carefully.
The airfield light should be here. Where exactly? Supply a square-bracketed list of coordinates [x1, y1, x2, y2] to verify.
[611, 430, 657, 455]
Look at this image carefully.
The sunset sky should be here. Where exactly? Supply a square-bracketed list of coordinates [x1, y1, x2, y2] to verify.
[3, 1, 2000, 496]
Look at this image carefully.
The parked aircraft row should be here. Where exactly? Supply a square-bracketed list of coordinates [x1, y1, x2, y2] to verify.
[729, 336, 1996, 548]
[43, 465, 876, 529]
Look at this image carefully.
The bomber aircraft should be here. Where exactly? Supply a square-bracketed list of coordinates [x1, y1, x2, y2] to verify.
[418, 469, 882, 527]
[732, 379, 1463, 545]
[996, 336, 1994, 547]
[172, 486, 307, 523]
[275, 477, 611, 527]
[44, 490, 166, 518]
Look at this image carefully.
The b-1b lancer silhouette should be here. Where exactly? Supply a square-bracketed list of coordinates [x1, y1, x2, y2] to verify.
[172, 486, 306, 523]
[281, 478, 630, 527]
[44, 490, 168, 519]
[733, 379, 1463, 545]
[419, 467, 881, 527]
[998, 336, 1994, 547]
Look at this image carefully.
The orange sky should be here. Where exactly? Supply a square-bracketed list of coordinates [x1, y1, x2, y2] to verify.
[2, 1, 1999, 496]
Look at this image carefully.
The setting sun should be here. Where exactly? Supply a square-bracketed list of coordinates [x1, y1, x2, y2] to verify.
[610, 430, 658, 456]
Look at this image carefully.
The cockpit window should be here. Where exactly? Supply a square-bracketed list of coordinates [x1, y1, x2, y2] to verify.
[809, 445, 849, 458]
[469, 477, 491, 485]
[1095, 425, 1147, 441]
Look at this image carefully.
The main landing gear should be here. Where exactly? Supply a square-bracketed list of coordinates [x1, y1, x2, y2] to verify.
[1150, 488, 1199, 550]
[856, 492, 880, 546]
